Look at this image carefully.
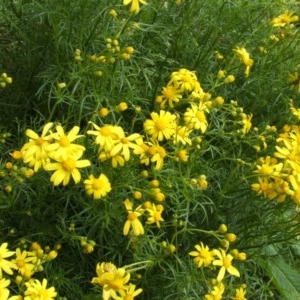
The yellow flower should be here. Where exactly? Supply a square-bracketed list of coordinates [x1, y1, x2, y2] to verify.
[24, 278, 57, 300]
[240, 113, 252, 134]
[0, 243, 17, 277]
[44, 153, 91, 186]
[91, 263, 130, 300]
[110, 130, 143, 162]
[204, 282, 225, 300]
[150, 143, 167, 170]
[170, 68, 199, 92]
[0, 278, 11, 300]
[173, 126, 192, 145]
[21, 122, 53, 172]
[189, 243, 215, 268]
[158, 83, 182, 108]
[231, 286, 247, 300]
[84, 174, 112, 199]
[184, 103, 208, 133]
[143, 110, 177, 141]
[123, 0, 147, 14]
[233, 47, 254, 77]
[46, 125, 85, 160]
[114, 283, 143, 300]
[146, 204, 164, 228]
[251, 176, 272, 198]
[87, 123, 123, 154]
[270, 11, 299, 27]
[213, 248, 240, 281]
[12, 248, 36, 277]
[176, 149, 189, 162]
[198, 175, 208, 190]
[288, 72, 300, 92]
[9, 150, 23, 160]
[123, 199, 145, 236]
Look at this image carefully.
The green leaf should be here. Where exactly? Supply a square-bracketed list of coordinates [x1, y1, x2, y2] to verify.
[263, 256, 300, 299]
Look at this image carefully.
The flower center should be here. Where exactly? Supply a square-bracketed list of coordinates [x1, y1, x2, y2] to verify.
[35, 137, 44, 145]
[196, 111, 206, 122]
[16, 259, 26, 268]
[124, 295, 134, 300]
[100, 127, 111, 136]
[121, 137, 129, 144]
[92, 179, 102, 190]
[59, 136, 70, 147]
[155, 119, 166, 131]
[223, 256, 232, 268]
[127, 212, 137, 221]
[62, 159, 76, 171]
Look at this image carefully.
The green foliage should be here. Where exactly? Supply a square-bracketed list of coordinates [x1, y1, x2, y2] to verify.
[0, 0, 300, 299]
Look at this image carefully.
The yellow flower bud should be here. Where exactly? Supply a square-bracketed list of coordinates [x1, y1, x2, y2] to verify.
[140, 170, 149, 178]
[47, 250, 58, 260]
[177, 149, 189, 162]
[10, 150, 22, 160]
[4, 185, 12, 193]
[57, 82, 66, 89]
[133, 191, 142, 200]
[154, 192, 165, 202]
[225, 75, 235, 83]
[198, 175, 208, 190]
[220, 239, 230, 248]
[116, 102, 128, 112]
[121, 53, 131, 60]
[126, 46, 134, 54]
[217, 70, 226, 79]
[5, 162, 13, 170]
[94, 70, 103, 77]
[15, 275, 23, 285]
[143, 201, 152, 209]
[149, 179, 160, 188]
[225, 233, 237, 242]
[168, 244, 176, 253]
[5, 77, 12, 84]
[109, 9, 118, 17]
[218, 224, 228, 233]
[99, 107, 109, 117]
[215, 96, 224, 106]
[238, 252, 247, 261]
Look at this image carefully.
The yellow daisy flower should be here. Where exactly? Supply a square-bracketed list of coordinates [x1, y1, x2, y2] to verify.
[146, 204, 164, 228]
[12, 248, 36, 277]
[21, 122, 53, 172]
[184, 103, 208, 133]
[84, 174, 112, 200]
[270, 11, 299, 27]
[123, 199, 145, 236]
[110, 130, 143, 162]
[46, 125, 85, 160]
[233, 47, 254, 77]
[205, 282, 225, 300]
[44, 153, 91, 186]
[189, 242, 215, 268]
[123, 0, 147, 14]
[143, 110, 177, 141]
[114, 283, 143, 300]
[0, 243, 17, 277]
[158, 83, 182, 108]
[0, 278, 11, 300]
[231, 286, 247, 300]
[24, 278, 57, 300]
[213, 248, 240, 281]
[91, 263, 130, 300]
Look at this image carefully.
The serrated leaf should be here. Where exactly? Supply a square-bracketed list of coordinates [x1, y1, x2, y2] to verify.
[263, 256, 300, 299]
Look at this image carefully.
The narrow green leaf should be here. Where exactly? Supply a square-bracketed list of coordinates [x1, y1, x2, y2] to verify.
[263, 256, 300, 299]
